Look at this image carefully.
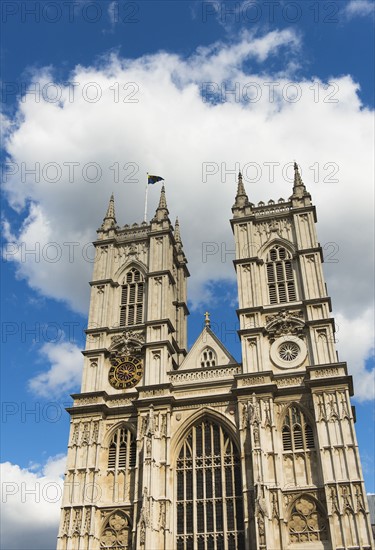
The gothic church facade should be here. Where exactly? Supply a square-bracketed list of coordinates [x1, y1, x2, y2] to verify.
[57, 165, 373, 550]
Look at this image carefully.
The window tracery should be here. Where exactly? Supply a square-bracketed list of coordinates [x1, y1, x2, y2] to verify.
[100, 511, 131, 549]
[176, 419, 244, 550]
[200, 348, 217, 367]
[282, 407, 315, 452]
[266, 246, 297, 304]
[120, 268, 144, 327]
[288, 496, 327, 543]
[108, 427, 136, 472]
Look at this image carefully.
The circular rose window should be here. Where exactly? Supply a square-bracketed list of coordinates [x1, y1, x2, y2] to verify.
[279, 341, 300, 362]
[270, 335, 307, 369]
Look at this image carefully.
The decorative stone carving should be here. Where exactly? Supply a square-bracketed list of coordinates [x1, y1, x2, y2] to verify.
[109, 330, 145, 357]
[354, 485, 366, 513]
[62, 509, 70, 536]
[255, 484, 268, 518]
[271, 492, 279, 519]
[158, 501, 166, 530]
[100, 511, 131, 549]
[288, 496, 327, 543]
[138, 487, 151, 540]
[339, 392, 350, 419]
[83, 507, 91, 535]
[81, 423, 90, 446]
[146, 405, 155, 435]
[313, 367, 340, 378]
[276, 376, 304, 387]
[170, 366, 240, 384]
[248, 394, 261, 424]
[91, 421, 99, 444]
[263, 399, 272, 428]
[329, 486, 340, 514]
[265, 309, 305, 342]
[160, 414, 167, 438]
[257, 513, 266, 546]
[71, 423, 80, 446]
[341, 486, 354, 512]
[328, 394, 339, 421]
[72, 508, 82, 535]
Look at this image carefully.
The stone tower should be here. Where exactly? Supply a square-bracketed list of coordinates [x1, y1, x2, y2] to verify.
[57, 170, 373, 550]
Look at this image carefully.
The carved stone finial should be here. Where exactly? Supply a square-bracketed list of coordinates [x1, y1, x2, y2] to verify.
[153, 185, 169, 222]
[99, 193, 117, 231]
[204, 311, 211, 328]
[290, 161, 310, 201]
[233, 171, 249, 208]
[175, 217, 181, 243]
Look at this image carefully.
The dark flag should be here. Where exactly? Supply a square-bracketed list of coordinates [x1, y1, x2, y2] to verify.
[148, 175, 164, 185]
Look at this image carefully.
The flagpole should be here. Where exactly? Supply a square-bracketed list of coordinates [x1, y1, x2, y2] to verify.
[144, 173, 149, 222]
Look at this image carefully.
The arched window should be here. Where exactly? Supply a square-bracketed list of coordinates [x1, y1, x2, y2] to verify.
[120, 268, 144, 327]
[266, 246, 297, 304]
[281, 406, 319, 487]
[108, 427, 136, 471]
[176, 419, 244, 550]
[282, 406, 315, 452]
[200, 348, 217, 368]
[288, 496, 327, 543]
[100, 510, 131, 549]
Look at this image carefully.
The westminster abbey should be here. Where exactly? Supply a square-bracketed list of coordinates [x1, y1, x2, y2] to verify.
[57, 164, 374, 549]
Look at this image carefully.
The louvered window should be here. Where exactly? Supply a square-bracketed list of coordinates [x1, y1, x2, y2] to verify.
[107, 427, 136, 471]
[200, 348, 217, 368]
[120, 268, 145, 327]
[266, 246, 297, 304]
[282, 407, 315, 451]
[176, 420, 245, 550]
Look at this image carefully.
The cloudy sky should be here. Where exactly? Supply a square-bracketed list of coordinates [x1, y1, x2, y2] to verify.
[1, 0, 374, 548]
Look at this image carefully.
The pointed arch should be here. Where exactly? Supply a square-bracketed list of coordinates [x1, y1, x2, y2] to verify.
[287, 494, 328, 543]
[260, 240, 298, 305]
[113, 258, 148, 284]
[171, 407, 240, 457]
[105, 423, 137, 470]
[104, 421, 137, 448]
[258, 236, 296, 258]
[103, 423, 137, 505]
[199, 346, 217, 367]
[174, 411, 244, 550]
[281, 404, 315, 452]
[118, 265, 146, 327]
[100, 510, 132, 549]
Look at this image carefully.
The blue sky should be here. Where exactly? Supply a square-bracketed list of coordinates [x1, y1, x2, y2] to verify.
[1, 1, 374, 548]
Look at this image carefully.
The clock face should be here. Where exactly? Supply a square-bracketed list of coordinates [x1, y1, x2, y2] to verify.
[108, 355, 143, 389]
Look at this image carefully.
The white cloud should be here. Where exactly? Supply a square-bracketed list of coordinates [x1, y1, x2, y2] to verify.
[335, 309, 375, 402]
[344, 0, 374, 18]
[3, 28, 374, 400]
[28, 342, 82, 397]
[0, 455, 65, 549]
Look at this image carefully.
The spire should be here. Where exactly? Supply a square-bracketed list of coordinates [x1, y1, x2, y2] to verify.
[100, 193, 117, 231]
[158, 185, 167, 209]
[233, 172, 249, 209]
[292, 162, 307, 198]
[153, 185, 169, 222]
[105, 193, 116, 220]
